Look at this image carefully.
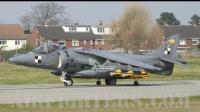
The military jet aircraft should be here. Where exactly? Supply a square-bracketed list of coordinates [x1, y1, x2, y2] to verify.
[9, 34, 191, 86]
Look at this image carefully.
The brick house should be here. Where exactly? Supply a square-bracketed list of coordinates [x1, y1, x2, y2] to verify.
[28, 24, 113, 50]
[0, 24, 27, 50]
[161, 24, 200, 51]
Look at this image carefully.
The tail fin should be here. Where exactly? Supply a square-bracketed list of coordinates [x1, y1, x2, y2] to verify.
[144, 33, 192, 70]
[144, 34, 180, 59]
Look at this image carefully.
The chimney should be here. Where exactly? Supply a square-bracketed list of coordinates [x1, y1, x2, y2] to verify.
[44, 20, 47, 26]
[99, 20, 103, 26]
[164, 22, 168, 26]
[74, 22, 78, 26]
[192, 20, 196, 26]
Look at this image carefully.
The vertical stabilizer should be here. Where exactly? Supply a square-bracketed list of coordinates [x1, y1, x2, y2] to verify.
[143, 34, 180, 59]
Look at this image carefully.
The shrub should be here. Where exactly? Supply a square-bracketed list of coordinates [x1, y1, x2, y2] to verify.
[197, 43, 200, 51]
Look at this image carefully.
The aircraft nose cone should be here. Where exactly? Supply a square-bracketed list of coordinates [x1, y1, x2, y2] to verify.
[9, 54, 30, 66]
[8, 58, 14, 63]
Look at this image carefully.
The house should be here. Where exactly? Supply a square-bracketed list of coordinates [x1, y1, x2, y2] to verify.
[28, 23, 113, 50]
[90, 20, 113, 35]
[0, 24, 27, 50]
[161, 24, 200, 51]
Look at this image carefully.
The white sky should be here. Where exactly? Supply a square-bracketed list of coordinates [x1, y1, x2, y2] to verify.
[0, 1, 199, 25]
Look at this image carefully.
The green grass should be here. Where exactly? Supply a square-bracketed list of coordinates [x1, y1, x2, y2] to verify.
[0, 95, 200, 112]
[0, 57, 200, 85]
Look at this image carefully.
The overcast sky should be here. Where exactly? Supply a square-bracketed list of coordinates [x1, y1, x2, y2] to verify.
[0, 1, 199, 25]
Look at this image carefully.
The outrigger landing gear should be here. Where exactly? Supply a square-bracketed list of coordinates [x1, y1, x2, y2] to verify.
[134, 78, 139, 86]
[96, 79, 101, 85]
[60, 72, 73, 86]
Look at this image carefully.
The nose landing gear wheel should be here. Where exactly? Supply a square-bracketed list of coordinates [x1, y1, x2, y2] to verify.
[64, 78, 73, 86]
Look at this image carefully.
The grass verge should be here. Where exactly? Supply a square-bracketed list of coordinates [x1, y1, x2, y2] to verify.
[0, 95, 200, 112]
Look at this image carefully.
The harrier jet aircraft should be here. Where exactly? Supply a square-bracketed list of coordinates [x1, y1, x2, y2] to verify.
[9, 34, 191, 86]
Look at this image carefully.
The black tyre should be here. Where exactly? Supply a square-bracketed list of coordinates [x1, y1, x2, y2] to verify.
[134, 81, 139, 86]
[105, 79, 117, 85]
[64, 78, 73, 86]
[96, 81, 101, 85]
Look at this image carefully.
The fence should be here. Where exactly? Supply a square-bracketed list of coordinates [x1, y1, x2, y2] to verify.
[0, 49, 32, 62]
[177, 51, 200, 58]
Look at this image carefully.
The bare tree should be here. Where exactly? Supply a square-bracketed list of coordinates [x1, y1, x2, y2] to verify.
[103, 3, 159, 54]
[145, 24, 163, 51]
[19, 2, 72, 30]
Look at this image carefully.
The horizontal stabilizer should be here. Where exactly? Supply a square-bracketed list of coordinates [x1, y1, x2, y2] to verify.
[159, 57, 192, 69]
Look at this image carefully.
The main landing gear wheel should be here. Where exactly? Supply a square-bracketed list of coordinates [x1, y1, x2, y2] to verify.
[105, 79, 117, 85]
[64, 78, 73, 86]
[96, 81, 101, 85]
[134, 81, 139, 86]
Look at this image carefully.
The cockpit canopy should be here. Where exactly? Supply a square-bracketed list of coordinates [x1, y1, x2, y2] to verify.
[31, 43, 62, 54]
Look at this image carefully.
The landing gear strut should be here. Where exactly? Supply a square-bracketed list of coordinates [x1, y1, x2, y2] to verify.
[105, 79, 117, 85]
[61, 72, 73, 86]
[96, 79, 101, 85]
[134, 78, 139, 86]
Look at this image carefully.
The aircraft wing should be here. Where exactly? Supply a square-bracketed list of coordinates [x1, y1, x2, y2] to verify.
[75, 49, 162, 71]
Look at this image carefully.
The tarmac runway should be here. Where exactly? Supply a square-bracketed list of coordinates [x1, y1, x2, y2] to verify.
[0, 80, 200, 104]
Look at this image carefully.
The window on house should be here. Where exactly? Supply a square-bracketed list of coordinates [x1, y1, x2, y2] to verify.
[46, 40, 52, 43]
[0, 40, 7, 45]
[99, 28, 102, 32]
[90, 40, 93, 45]
[112, 40, 119, 46]
[36, 39, 38, 45]
[69, 27, 76, 31]
[179, 39, 186, 45]
[192, 39, 198, 45]
[59, 40, 66, 46]
[95, 40, 98, 45]
[73, 27, 76, 31]
[97, 28, 104, 33]
[84, 40, 86, 45]
[101, 40, 104, 45]
[72, 39, 79, 46]
[15, 40, 20, 45]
